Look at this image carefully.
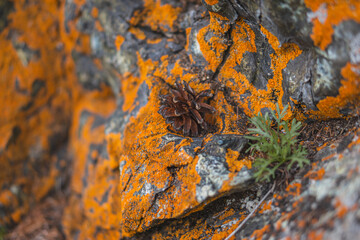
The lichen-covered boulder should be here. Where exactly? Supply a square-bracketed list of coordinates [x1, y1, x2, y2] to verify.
[60, 0, 360, 239]
[1, 0, 359, 239]
[0, 0, 115, 231]
[0, 0, 77, 227]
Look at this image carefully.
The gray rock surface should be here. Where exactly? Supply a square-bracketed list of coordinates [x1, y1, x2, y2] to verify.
[63, 0, 360, 238]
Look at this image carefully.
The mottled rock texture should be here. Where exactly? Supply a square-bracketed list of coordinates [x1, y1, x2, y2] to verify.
[0, 0, 359, 239]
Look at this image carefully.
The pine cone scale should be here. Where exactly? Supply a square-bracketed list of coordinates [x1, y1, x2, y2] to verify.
[159, 80, 216, 137]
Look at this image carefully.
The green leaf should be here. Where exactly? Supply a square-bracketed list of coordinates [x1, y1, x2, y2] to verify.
[246, 104, 309, 182]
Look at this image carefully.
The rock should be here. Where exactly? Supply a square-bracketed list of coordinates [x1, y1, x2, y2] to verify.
[1, 0, 359, 239]
[231, 129, 360, 239]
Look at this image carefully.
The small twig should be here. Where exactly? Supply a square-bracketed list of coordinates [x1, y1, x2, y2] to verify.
[224, 181, 276, 240]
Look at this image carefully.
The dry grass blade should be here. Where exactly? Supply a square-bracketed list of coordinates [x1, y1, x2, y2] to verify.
[224, 182, 276, 240]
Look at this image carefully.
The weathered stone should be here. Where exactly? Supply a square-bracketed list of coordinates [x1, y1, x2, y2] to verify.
[196, 134, 251, 202]
[0, 0, 13, 32]
[232, 129, 360, 239]
[61, 0, 360, 238]
[0, 0, 116, 232]
[1, 0, 360, 239]
[202, 0, 238, 23]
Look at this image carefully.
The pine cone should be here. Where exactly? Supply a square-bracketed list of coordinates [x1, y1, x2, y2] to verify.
[159, 80, 216, 137]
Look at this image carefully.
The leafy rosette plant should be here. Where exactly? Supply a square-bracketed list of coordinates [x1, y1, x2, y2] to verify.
[246, 104, 309, 182]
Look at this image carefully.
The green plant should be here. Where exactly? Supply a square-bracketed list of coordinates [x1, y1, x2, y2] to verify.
[245, 104, 309, 182]
[0, 225, 6, 240]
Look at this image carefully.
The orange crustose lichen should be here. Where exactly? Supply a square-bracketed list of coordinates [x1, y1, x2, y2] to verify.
[204, 0, 219, 5]
[305, 0, 360, 51]
[3, 0, 360, 239]
[129, 0, 181, 33]
[0, 0, 89, 226]
[197, 12, 231, 72]
[309, 63, 360, 119]
[211, 18, 302, 126]
[115, 35, 125, 51]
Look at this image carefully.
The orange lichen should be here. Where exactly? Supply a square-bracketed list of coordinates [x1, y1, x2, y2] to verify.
[129, 0, 181, 33]
[67, 89, 116, 195]
[309, 63, 360, 119]
[307, 230, 324, 240]
[249, 224, 270, 239]
[215, 19, 302, 120]
[221, 154, 252, 192]
[211, 218, 244, 240]
[10, 208, 26, 223]
[95, 21, 104, 32]
[93, 58, 103, 70]
[292, 197, 304, 208]
[217, 209, 236, 221]
[305, 0, 360, 50]
[62, 85, 117, 239]
[90, 19, 297, 234]
[334, 198, 348, 218]
[91, 7, 99, 18]
[226, 149, 243, 172]
[73, 0, 86, 7]
[275, 218, 284, 231]
[185, 27, 192, 52]
[259, 200, 272, 214]
[5, 0, 357, 238]
[316, 142, 329, 152]
[212, 91, 239, 134]
[197, 12, 231, 72]
[274, 208, 297, 232]
[348, 130, 360, 149]
[0, 190, 13, 208]
[298, 219, 306, 228]
[0, 0, 89, 226]
[0, 0, 119, 234]
[204, 0, 219, 5]
[147, 38, 162, 44]
[116, 81, 201, 235]
[115, 35, 125, 51]
[121, 72, 142, 112]
[285, 182, 302, 197]
[321, 153, 336, 161]
[69, 52, 208, 237]
[305, 167, 325, 180]
[129, 27, 146, 40]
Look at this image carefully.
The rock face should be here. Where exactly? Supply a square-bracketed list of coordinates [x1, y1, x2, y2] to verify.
[0, 0, 359, 239]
